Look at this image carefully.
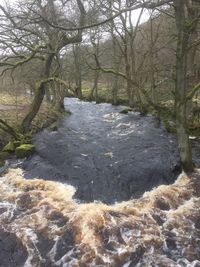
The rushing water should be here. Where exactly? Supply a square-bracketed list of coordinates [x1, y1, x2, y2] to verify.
[1, 98, 200, 266]
[0, 168, 200, 266]
[20, 98, 182, 203]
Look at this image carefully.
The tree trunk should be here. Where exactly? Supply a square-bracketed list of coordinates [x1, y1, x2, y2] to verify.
[175, 0, 193, 172]
[186, 0, 200, 120]
[55, 83, 65, 111]
[127, 79, 134, 107]
[93, 70, 100, 102]
[89, 71, 99, 101]
[112, 75, 118, 105]
[21, 54, 54, 133]
[73, 44, 82, 99]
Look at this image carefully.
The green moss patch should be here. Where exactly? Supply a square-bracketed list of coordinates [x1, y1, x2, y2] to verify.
[0, 160, 4, 167]
[2, 142, 15, 153]
[0, 151, 10, 160]
[15, 144, 35, 158]
[119, 108, 133, 114]
[13, 141, 21, 148]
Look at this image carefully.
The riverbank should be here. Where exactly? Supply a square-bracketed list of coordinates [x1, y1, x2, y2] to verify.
[0, 92, 66, 164]
[20, 98, 184, 203]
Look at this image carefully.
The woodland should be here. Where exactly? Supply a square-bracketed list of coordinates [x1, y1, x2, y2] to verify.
[0, 0, 199, 170]
[0, 1, 200, 266]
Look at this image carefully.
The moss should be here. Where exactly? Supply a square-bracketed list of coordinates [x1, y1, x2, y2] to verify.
[13, 141, 21, 148]
[2, 141, 15, 153]
[0, 151, 10, 160]
[189, 126, 200, 138]
[119, 108, 133, 114]
[15, 144, 35, 158]
[0, 160, 4, 167]
[162, 114, 176, 133]
[49, 122, 58, 132]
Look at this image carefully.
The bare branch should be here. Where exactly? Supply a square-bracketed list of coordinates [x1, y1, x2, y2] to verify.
[35, 0, 172, 32]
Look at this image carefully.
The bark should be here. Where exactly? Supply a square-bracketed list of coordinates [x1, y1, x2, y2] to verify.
[0, 119, 19, 140]
[91, 70, 100, 102]
[112, 75, 119, 105]
[73, 44, 82, 99]
[174, 0, 193, 172]
[56, 82, 66, 111]
[110, 12, 119, 106]
[21, 54, 54, 133]
[186, 0, 200, 118]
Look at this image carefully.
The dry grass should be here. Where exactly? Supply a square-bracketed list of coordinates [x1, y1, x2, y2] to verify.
[0, 91, 60, 148]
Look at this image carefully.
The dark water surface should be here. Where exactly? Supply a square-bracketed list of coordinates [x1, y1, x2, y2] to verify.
[21, 98, 183, 203]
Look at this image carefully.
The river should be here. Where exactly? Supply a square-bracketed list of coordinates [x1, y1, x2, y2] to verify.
[20, 98, 185, 203]
[1, 98, 200, 266]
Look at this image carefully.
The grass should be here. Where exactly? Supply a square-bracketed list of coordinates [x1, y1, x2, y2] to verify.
[0, 91, 62, 149]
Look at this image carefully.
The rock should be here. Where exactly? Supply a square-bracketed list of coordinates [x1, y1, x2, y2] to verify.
[154, 198, 170, 210]
[17, 193, 32, 209]
[0, 228, 28, 267]
[2, 141, 15, 153]
[0, 151, 10, 168]
[13, 141, 21, 148]
[15, 144, 35, 158]
[119, 108, 133, 114]
[0, 151, 10, 160]
[0, 160, 4, 167]
[49, 122, 58, 132]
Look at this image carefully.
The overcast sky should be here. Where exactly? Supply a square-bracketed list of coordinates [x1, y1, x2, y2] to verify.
[0, 0, 150, 27]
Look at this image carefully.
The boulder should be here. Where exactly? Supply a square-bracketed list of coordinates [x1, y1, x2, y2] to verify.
[15, 144, 35, 158]
[0, 160, 4, 167]
[0, 151, 10, 160]
[49, 122, 58, 132]
[2, 141, 15, 153]
[119, 108, 133, 114]
[13, 141, 21, 148]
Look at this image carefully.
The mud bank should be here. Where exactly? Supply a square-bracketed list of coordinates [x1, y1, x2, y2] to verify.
[21, 98, 185, 203]
[0, 168, 200, 266]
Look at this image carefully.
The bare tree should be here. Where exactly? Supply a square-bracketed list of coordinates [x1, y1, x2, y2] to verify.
[0, 0, 86, 132]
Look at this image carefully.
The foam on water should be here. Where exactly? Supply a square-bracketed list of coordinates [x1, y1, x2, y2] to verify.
[0, 168, 200, 266]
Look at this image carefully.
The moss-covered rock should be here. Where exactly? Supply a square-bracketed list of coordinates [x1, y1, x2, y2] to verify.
[0, 160, 4, 167]
[119, 108, 133, 114]
[2, 142, 15, 153]
[49, 122, 58, 132]
[15, 144, 35, 158]
[0, 151, 10, 160]
[0, 152, 10, 168]
[13, 141, 21, 148]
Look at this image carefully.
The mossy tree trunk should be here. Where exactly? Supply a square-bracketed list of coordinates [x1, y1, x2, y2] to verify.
[174, 0, 193, 172]
[73, 43, 82, 99]
[21, 54, 54, 133]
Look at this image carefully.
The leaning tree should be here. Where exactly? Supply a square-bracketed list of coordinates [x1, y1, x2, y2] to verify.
[0, 0, 199, 172]
[0, 0, 86, 132]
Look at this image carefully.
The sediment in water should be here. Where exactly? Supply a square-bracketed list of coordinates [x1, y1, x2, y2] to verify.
[0, 168, 200, 266]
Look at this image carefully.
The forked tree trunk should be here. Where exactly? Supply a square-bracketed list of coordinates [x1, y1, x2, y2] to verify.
[175, 0, 193, 172]
[73, 44, 82, 99]
[21, 54, 54, 133]
[112, 75, 118, 105]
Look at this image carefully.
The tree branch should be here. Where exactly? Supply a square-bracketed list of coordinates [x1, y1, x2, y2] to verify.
[93, 54, 128, 80]
[0, 119, 19, 139]
[35, 0, 172, 32]
[187, 82, 200, 100]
